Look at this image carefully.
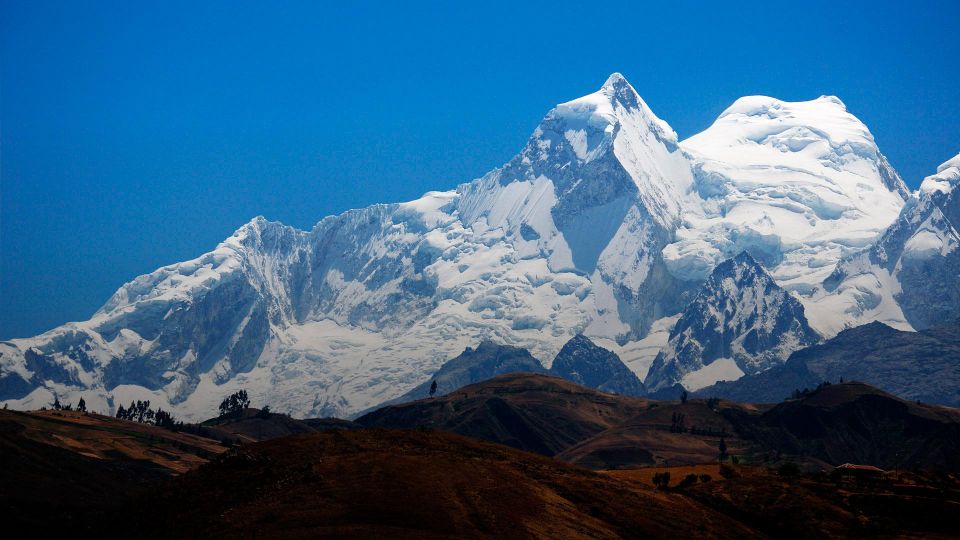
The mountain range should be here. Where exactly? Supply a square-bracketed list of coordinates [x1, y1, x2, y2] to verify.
[1, 73, 957, 419]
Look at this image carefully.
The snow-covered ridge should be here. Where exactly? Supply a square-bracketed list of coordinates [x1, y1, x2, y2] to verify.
[0, 73, 947, 419]
[815, 152, 960, 334]
[669, 94, 909, 336]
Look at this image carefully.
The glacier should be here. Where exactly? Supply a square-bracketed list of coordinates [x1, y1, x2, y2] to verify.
[1, 73, 951, 419]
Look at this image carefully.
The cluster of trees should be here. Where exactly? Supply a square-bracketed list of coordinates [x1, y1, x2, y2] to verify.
[791, 380, 834, 399]
[51, 396, 86, 412]
[218, 390, 251, 417]
[116, 399, 179, 430]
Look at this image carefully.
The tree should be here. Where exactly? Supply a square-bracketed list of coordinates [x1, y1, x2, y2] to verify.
[680, 389, 688, 404]
[429, 380, 438, 397]
[257, 405, 272, 419]
[76, 397, 87, 412]
[116, 404, 127, 420]
[219, 390, 251, 417]
[154, 409, 176, 430]
[718, 436, 728, 462]
[52, 396, 62, 410]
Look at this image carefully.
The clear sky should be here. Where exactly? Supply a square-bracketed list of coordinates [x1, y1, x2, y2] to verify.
[2, 0, 958, 339]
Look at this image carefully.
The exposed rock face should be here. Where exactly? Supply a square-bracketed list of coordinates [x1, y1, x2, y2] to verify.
[646, 252, 821, 392]
[549, 335, 645, 396]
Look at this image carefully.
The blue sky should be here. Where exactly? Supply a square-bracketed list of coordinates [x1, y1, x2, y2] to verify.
[2, 0, 959, 339]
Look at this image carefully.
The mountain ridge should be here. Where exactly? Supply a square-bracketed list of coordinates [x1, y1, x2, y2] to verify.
[1, 73, 948, 420]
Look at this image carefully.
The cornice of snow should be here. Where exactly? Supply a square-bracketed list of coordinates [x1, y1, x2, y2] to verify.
[919, 152, 960, 195]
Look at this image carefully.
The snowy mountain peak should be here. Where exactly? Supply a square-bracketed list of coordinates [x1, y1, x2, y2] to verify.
[646, 250, 821, 392]
[601, 71, 630, 90]
[816, 95, 847, 109]
[667, 93, 910, 309]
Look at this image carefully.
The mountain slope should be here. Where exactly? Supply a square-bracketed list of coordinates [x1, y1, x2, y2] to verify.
[645, 252, 820, 392]
[733, 382, 960, 471]
[356, 373, 649, 457]
[549, 334, 645, 396]
[146, 428, 760, 540]
[814, 154, 960, 333]
[697, 320, 960, 407]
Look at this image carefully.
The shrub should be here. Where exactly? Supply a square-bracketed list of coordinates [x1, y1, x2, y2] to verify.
[677, 473, 699, 489]
[652, 471, 672, 489]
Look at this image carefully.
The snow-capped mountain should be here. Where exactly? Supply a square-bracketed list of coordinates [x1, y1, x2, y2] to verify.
[645, 252, 821, 392]
[817, 153, 960, 332]
[669, 95, 909, 336]
[0, 73, 932, 419]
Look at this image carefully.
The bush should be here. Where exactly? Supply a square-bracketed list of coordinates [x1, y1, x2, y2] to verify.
[652, 471, 672, 489]
[719, 464, 738, 479]
[699, 474, 712, 483]
[677, 473, 699, 489]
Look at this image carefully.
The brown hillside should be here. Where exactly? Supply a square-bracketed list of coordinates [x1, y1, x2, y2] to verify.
[0, 409, 226, 536]
[145, 428, 759, 539]
[558, 399, 761, 469]
[356, 373, 650, 456]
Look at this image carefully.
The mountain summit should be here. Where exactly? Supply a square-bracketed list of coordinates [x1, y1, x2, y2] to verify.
[646, 252, 821, 392]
